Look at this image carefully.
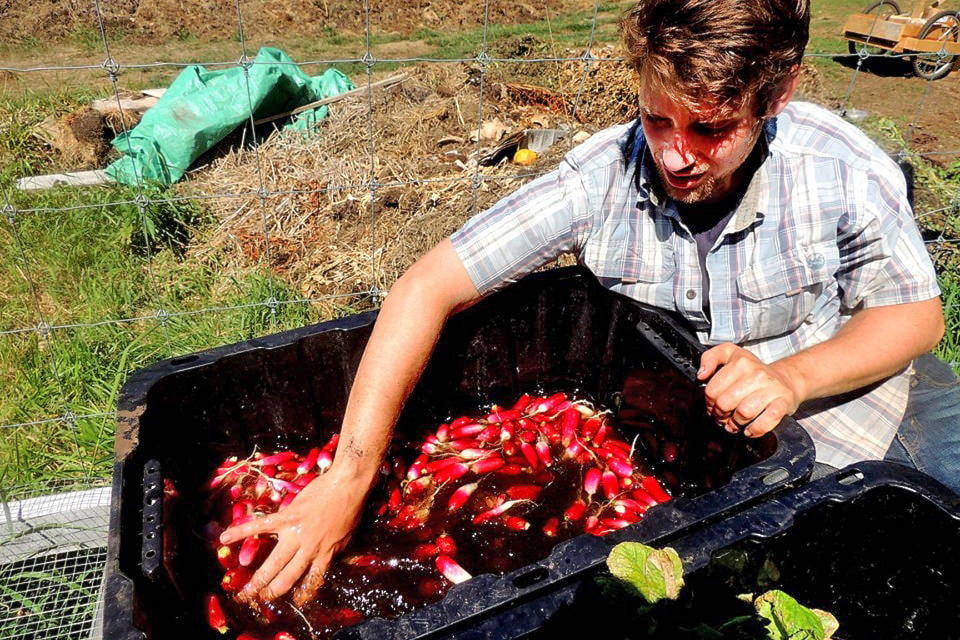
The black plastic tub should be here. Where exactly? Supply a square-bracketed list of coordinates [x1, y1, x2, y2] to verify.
[484, 461, 960, 640]
[103, 266, 815, 640]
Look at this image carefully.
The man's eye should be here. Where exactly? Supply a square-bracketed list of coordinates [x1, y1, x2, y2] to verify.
[694, 122, 733, 136]
[642, 115, 670, 128]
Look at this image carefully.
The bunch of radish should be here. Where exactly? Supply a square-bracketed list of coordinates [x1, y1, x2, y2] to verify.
[202, 392, 672, 640]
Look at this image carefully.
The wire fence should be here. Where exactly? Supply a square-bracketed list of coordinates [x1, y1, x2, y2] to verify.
[1, 1, 959, 638]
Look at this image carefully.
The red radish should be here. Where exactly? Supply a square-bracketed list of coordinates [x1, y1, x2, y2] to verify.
[511, 393, 534, 411]
[316, 450, 334, 472]
[450, 423, 485, 439]
[478, 424, 501, 442]
[239, 536, 263, 567]
[487, 408, 522, 422]
[564, 500, 587, 521]
[473, 499, 524, 525]
[435, 462, 470, 484]
[228, 484, 243, 500]
[404, 476, 433, 499]
[447, 482, 479, 512]
[503, 516, 530, 531]
[255, 451, 296, 467]
[529, 392, 566, 415]
[502, 441, 518, 457]
[582, 417, 601, 440]
[407, 454, 429, 480]
[519, 442, 540, 470]
[534, 440, 552, 467]
[216, 544, 238, 569]
[593, 424, 609, 446]
[436, 423, 450, 442]
[601, 470, 620, 499]
[584, 515, 599, 531]
[607, 457, 634, 478]
[560, 408, 579, 446]
[436, 555, 472, 584]
[425, 457, 463, 474]
[221, 566, 252, 593]
[450, 416, 473, 429]
[388, 486, 402, 512]
[421, 442, 440, 455]
[598, 517, 634, 530]
[630, 487, 659, 508]
[344, 554, 380, 567]
[459, 448, 491, 460]
[583, 468, 602, 497]
[436, 533, 457, 555]
[565, 440, 585, 459]
[270, 478, 301, 495]
[542, 517, 560, 537]
[506, 484, 542, 501]
[448, 438, 480, 452]
[640, 475, 672, 502]
[274, 633, 297, 640]
[472, 456, 506, 473]
[236, 635, 260, 640]
[574, 403, 596, 418]
[293, 471, 317, 487]
[412, 543, 440, 560]
[519, 429, 537, 443]
[322, 433, 340, 452]
[205, 593, 229, 634]
[277, 460, 300, 472]
[425, 434, 440, 446]
[614, 498, 650, 517]
[496, 463, 524, 475]
[279, 493, 296, 509]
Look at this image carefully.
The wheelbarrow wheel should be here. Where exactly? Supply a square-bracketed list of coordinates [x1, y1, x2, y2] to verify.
[848, 0, 902, 56]
[912, 10, 960, 80]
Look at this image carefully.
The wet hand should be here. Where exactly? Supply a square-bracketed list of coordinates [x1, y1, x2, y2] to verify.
[219, 467, 369, 606]
[697, 343, 803, 438]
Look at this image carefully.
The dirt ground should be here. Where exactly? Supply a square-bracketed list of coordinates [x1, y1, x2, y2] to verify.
[0, 0, 595, 44]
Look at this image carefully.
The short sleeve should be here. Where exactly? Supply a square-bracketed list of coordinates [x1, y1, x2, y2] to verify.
[836, 160, 940, 310]
[450, 155, 594, 295]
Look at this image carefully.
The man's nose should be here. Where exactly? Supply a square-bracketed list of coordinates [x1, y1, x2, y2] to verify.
[661, 136, 695, 173]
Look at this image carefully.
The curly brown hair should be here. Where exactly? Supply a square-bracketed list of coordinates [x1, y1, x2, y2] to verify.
[620, 0, 810, 117]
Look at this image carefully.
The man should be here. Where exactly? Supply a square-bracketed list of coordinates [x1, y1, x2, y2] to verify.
[221, 0, 955, 605]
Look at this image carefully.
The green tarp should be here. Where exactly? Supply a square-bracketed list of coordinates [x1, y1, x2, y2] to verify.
[106, 47, 354, 186]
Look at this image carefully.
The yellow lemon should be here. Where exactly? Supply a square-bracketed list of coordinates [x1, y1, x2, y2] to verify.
[512, 148, 538, 165]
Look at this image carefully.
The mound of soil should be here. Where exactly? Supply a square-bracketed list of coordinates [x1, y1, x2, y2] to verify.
[0, 0, 595, 46]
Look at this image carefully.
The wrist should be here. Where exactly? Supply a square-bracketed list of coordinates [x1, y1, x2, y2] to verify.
[770, 356, 810, 407]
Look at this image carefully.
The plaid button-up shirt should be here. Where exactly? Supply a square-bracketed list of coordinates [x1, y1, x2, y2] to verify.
[451, 102, 940, 468]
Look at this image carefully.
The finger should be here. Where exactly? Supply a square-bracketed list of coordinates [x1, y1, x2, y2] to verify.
[292, 554, 332, 608]
[697, 342, 738, 381]
[743, 398, 790, 438]
[262, 547, 314, 602]
[240, 538, 297, 601]
[220, 513, 276, 545]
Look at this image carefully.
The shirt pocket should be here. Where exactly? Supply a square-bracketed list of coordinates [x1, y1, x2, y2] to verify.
[736, 242, 837, 339]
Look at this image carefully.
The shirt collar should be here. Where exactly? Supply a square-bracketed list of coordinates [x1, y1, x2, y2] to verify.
[635, 117, 777, 231]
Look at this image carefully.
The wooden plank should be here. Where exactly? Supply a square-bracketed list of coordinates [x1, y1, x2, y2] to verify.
[252, 73, 409, 126]
[842, 14, 907, 42]
[901, 36, 960, 54]
[90, 95, 159, 114]
[16, 169, 112, 191]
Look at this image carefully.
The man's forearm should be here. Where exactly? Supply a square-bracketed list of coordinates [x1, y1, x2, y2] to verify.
[771, 297, 945, 404]
[329, 239, 481, 484]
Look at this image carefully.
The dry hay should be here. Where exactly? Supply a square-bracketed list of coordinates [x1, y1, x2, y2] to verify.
[184, 63, 585, 313]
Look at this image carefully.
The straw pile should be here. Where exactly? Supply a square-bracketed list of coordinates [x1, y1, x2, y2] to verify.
[180, 52, 649, 313]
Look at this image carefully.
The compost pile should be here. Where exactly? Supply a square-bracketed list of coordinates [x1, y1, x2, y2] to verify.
[203, 391, 673, 640]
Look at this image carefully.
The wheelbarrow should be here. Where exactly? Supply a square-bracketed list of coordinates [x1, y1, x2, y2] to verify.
[842, 0, 960, 79]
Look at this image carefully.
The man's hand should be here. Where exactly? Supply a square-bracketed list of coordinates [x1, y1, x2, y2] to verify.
[697, 342, 804, 437]
[218, 466, 371, 606]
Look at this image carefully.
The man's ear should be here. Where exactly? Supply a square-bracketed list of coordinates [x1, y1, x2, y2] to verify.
[765, 65, 801, 117]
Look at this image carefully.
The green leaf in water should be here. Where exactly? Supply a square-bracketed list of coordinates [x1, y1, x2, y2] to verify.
[753, 589, 838, 640]
[606, 542, 684, 604]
